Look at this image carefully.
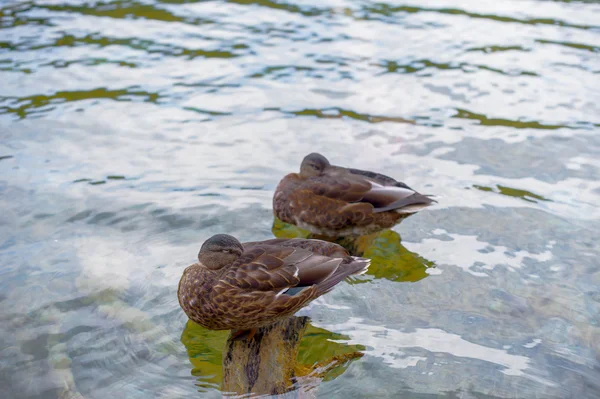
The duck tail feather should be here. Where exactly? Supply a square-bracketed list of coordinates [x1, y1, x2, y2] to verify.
[316, 257, 370, 295]
[372, 192, 435, 213]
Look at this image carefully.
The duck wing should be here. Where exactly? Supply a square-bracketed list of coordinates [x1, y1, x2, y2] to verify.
[346, 167, 414, 190]
[360, 180, 435, 214]
[217, 241, 368, 298]
[244, 237, 348, 258]
[304, 168, 434, 214]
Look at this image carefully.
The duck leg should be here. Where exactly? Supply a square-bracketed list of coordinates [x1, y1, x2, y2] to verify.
[230, 328, 258, 341]
[246, 328, 258, 340]
[230, 329, 247, 340]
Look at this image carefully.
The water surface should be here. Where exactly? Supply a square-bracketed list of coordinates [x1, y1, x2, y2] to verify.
[1, 0, 599, 398]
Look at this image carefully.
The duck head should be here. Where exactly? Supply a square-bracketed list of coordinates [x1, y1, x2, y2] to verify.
[300, 152, 330, 178]
[198, 234, 244, 270]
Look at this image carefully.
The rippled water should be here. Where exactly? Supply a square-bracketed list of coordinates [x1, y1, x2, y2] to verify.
[1, 0, 600, 398]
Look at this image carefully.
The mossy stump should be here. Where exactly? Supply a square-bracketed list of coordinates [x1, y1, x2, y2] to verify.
[222, 316, 309, 397]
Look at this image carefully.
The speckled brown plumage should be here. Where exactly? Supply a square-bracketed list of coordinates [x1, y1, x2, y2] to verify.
[177, 234, 369, 331]
[273, 153, 435, 237]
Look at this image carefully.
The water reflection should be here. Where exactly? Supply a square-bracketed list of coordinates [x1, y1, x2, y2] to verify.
[272, 217, 435, 283]
[181, 317, 363, 396]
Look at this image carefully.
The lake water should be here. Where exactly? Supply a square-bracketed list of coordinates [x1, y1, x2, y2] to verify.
[1, 0, 599, 398]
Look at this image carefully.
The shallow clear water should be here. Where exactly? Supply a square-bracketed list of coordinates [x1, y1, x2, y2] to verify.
[1, 0, 600, 397]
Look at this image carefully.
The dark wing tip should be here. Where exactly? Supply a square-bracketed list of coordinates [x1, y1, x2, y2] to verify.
[316, 257, 370, 295]
[372, 192, 436, 213]
[424, 194, 438, 203]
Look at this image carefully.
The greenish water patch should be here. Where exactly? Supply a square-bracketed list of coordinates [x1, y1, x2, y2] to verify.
[271, 107, 416, 124]
[452, 109, 582, 130]
[1, 88, 160, 118]
[359, 4, 599, 30]
[378, 59, 537, 77]
[466, 45, 531, 53]
[536, 39, 600, 53]
[6, 33, 243, 59]
[41, 1, 214, 24]
[474, 184, 552, 203]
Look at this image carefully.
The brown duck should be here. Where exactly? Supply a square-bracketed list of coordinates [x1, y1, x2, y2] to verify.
[178, 234, 369, 338]
[273, 153, 435, 238]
